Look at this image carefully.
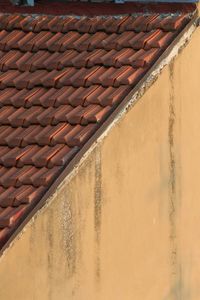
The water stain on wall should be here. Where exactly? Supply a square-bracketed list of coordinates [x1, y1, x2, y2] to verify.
[94, 147, 102, 286]
[60, 188, 77, 279]
[168, 61, 182, 300]
[47, 208, 54, 300]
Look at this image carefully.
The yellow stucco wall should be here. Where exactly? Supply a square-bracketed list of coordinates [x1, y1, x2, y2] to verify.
[0, 27, 200, 300]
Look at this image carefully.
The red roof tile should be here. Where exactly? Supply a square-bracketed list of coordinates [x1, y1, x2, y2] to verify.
[0, 9, 193, 252]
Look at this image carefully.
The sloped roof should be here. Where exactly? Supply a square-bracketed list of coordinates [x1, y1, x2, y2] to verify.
[0, 4, 194, 252]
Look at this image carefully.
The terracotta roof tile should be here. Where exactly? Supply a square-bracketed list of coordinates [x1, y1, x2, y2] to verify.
[0, 10, 192, 251]
[0, 206, 27, 227]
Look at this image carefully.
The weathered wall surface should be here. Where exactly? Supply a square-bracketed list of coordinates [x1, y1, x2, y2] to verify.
[0, 27, 200, 300]
[171, 28, 200, 299]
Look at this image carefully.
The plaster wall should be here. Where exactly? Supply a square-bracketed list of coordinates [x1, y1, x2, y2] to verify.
[0, 28, 200, 300]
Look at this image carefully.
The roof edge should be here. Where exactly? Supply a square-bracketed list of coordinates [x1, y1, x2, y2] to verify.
[0, 10, 198, 258]
[0, 1, 196, 16]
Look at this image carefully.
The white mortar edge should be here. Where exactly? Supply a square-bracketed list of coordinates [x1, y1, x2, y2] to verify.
[0, 20, 197, 260]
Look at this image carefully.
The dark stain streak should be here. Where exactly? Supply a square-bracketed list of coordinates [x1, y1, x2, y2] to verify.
[94, 147, 102, 284]
[168, 61, 182, 299]
[62, 191, 76, 279]
[47, 208, 54, 300]
[169, 61, 177, 273]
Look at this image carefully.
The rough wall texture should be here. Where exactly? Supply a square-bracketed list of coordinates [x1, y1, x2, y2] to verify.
[0, 27, 200, 300]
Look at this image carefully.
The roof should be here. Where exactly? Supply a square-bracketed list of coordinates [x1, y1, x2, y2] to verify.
[0, 1, 196, 15]
[0, 2, 195, 252]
